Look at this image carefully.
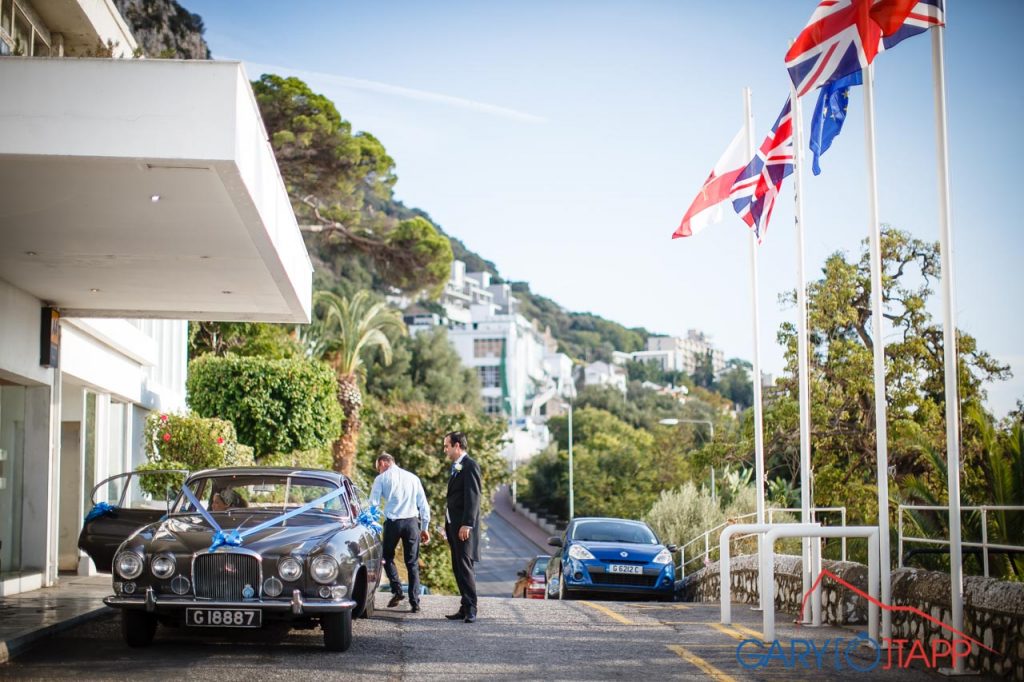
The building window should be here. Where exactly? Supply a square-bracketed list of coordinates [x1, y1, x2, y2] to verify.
[483, 396, 503, 415]
[473, 338, 503, 358]
[477, 366, 501, 388]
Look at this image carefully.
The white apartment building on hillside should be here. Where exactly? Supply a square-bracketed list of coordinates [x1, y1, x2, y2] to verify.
[627, 330, 726, 377]
[0, 1, 310, 593]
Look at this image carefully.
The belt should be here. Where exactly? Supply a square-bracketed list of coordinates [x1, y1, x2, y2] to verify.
[384, 516, 419, 522]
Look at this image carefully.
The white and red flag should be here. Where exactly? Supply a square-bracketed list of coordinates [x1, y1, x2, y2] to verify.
[673, 127, 749, 239]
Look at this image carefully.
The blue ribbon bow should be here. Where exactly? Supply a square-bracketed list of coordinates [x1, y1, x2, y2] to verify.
[84, 501, 117, 522]
[356, 505, 383, 536]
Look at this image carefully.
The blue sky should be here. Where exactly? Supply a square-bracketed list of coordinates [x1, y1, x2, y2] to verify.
[188, 0, 1022, 417]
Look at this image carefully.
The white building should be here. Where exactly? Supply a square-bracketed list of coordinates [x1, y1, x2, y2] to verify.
[0, 1, 310, 593]
[583, 361, 627, 394]
[641, 330, 726, 377]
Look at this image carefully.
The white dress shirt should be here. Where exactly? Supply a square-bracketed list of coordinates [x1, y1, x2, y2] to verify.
[369, 465, 431, 529]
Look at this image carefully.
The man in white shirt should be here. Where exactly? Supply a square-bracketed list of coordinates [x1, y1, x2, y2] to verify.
[369, 452, 431, 612]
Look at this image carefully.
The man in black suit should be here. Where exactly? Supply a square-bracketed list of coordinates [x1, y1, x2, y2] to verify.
[443, 431, 481, 623]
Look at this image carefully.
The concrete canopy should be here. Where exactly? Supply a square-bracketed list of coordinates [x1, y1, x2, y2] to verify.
[0, 58, 312, 323]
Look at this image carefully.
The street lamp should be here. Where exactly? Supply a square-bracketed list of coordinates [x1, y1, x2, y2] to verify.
[659, 418, 716, 500]
[562, 399, 574, 520]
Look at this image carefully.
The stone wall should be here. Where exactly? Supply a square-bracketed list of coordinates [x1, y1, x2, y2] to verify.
[681, 555, 1024, 679]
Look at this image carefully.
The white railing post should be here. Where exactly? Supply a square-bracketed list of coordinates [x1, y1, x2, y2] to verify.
[704, 530, 710, 566]
[761, 525, 879, 644]
[680, 545, 685, 580]
[897, 505, 904, 569]
[719, 523, 772, 624]
[841, 508, 847, 562]
[981, 507, 989, 578]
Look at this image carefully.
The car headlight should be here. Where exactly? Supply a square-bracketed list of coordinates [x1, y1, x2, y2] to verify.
[278, 557, 303, 581]
[653, 548, 673, 565]
[151, 554, 176, 579]
[310, 555, 339, 584]
[115, 551, 144, 580]
[568, 544, 595, 561]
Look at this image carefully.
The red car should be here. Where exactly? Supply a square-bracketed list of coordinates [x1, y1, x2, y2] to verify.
[513, 555, 550, 599]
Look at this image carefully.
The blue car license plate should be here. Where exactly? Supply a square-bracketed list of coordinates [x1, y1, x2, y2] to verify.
[608, 564, 642, 575]
[186, 607, 261, 628]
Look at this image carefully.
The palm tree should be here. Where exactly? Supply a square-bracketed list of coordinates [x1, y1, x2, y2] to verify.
[301, 290, 405, 475]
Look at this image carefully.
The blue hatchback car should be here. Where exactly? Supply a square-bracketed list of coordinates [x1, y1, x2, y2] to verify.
[545, 517, 676, 601]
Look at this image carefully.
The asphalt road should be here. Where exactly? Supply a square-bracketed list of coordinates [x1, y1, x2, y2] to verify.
[476, 510, 548, 598]
[0, 595, 969, 681]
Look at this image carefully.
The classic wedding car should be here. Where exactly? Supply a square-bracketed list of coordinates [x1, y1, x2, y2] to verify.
[78, 467, 383, 652]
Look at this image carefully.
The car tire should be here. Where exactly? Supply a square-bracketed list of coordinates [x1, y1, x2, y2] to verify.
[558, 571, 574, 600]
[322, 610, 353, 652]
[122, 610, 157, 647]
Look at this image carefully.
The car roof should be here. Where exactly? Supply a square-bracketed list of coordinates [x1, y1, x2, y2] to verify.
[187, 467, 346, 485]
[570, 517, 650, 526]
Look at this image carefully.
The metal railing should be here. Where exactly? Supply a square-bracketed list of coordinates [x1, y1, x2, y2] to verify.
[898, 504, 1024, 578]
[677, 506, 847, 579]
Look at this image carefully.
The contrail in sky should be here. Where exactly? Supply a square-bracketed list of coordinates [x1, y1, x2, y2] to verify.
[238, 59, 546, 124]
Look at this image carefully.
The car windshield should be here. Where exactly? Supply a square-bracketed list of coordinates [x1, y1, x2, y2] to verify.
[531, 558, 549, 576]
[174, 474, 345, 516]
[571, 520, 658, 544]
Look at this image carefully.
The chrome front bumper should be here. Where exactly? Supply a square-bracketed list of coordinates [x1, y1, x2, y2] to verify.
[105, 588, 356, 615]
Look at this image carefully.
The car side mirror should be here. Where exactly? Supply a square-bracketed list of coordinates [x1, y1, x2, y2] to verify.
[547, 536, 563, 548]
[516, 569, 527, 578]
[666, 544, 678, 553]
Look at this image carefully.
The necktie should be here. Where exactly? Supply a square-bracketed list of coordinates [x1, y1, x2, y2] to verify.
[450, 463, 457, 477]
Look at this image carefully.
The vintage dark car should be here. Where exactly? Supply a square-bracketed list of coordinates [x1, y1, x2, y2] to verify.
[544, 517, 676, 601]
[78, 467, 383, 652]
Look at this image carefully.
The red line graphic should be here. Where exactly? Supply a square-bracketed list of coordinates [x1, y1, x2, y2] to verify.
[797, 568, 998, 655]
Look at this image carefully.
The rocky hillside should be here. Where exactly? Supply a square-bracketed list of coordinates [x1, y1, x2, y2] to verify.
[114, 0, 210, 59]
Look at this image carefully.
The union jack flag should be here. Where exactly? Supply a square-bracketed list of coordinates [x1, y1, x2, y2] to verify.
[729, 97, 794, 241]
[785, 0, 945, 98]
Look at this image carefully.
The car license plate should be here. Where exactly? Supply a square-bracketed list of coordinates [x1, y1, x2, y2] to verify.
[608, 564, 643, 575]
[186, 607, 261, 628]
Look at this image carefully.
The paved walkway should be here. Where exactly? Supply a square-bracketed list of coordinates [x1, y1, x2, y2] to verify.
[0, 574, 110, 663]
[490, 485, 554, 552]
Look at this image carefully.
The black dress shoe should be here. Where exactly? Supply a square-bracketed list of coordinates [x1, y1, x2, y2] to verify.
[410, 603, 420, 613]
[464, 612, 477, 623]
[387, 593, 405, 608]
[444, 610, 465, 620]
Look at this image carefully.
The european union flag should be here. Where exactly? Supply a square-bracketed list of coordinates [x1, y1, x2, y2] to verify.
[809, 69, 862, 176]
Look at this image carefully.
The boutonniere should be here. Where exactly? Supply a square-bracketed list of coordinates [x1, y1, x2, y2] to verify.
[454, 463, 463, 473]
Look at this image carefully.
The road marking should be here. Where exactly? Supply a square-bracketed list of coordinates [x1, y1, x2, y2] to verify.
[580, 601, 633, 625]
[711, 623, 745, 641]
[666, 644, 738, 682]
[731, 623, 764, 641]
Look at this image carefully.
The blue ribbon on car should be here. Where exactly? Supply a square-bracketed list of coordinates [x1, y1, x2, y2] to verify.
[180, 484, 350, 552]
[84, 501, 117, 522]
[356, 505, 383, 537]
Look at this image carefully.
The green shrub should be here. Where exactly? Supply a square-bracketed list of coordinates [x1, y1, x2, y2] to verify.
[187, 355, 343, 457]
[138, 412, 254, 496]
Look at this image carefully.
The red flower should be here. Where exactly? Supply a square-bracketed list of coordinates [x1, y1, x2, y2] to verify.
[217, 437, 224, 445]
[162, 432, 171, 442]
[159, 414, 169, 422]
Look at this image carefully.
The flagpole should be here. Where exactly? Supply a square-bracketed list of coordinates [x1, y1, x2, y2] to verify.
[789, 83, 817, 623]
[863, 63, 892, 641]
[744, 87, 769, 613]
[931, 21, 965, 674]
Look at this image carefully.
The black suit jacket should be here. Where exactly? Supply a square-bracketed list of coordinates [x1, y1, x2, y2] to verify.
[446, 455, 482, 561]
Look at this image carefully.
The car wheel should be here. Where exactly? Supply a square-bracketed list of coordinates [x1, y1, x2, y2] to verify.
[322, 610, 353, 652]
[558, 571, 574, 600]
[122, 610, 157, 647]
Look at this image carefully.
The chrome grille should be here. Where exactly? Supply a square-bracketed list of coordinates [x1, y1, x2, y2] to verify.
[192, 552, 261, 601]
